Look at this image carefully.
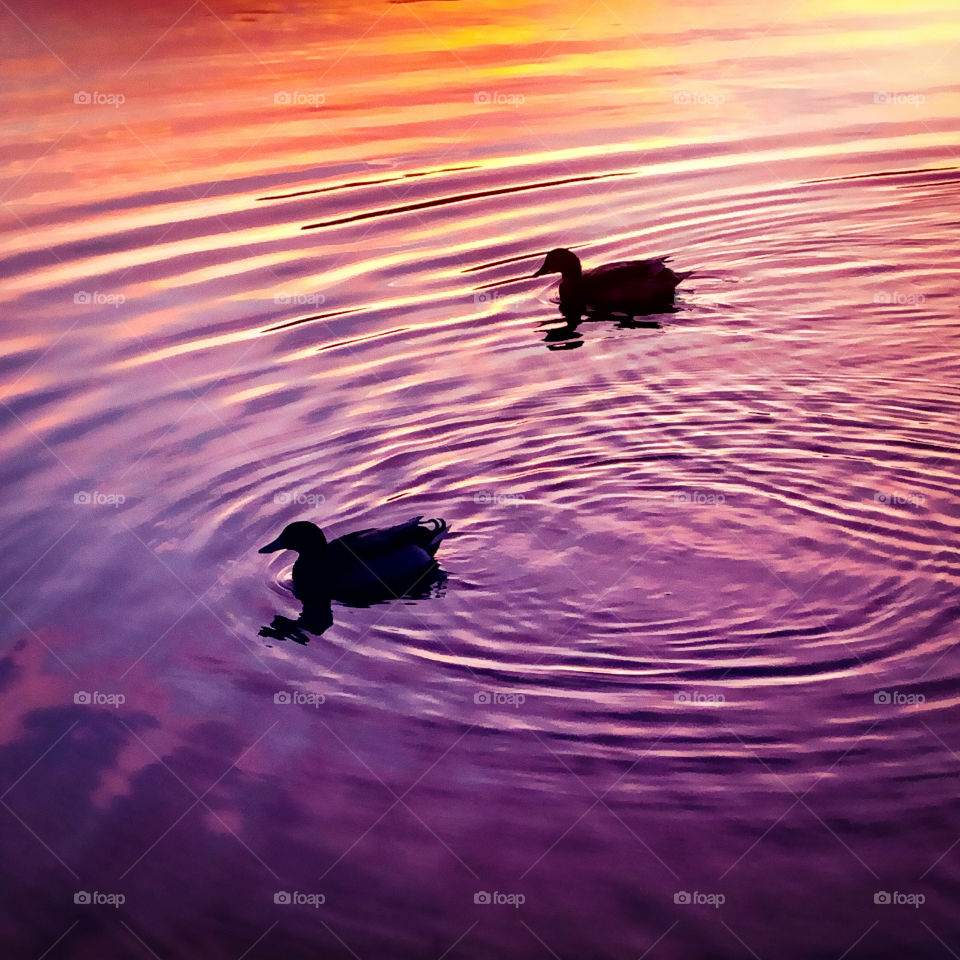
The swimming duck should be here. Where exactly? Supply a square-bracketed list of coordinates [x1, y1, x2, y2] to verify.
[533, 248, 690, 313]
[259, 516, 449, 603]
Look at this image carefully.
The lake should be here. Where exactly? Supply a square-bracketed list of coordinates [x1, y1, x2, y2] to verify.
[2, 0, 959, 956]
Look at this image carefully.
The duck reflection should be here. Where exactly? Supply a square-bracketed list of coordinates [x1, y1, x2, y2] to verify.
[537, 304, 668, 349]
[260, 603, 333, 645]
[257, 516, 449, 643]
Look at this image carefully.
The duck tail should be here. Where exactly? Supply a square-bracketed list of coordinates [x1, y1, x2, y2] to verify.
[419, 517, 449, 555]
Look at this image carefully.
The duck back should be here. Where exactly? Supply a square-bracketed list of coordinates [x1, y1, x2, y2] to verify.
[295, 517, 448, 603]
[579, 258, 687, 310]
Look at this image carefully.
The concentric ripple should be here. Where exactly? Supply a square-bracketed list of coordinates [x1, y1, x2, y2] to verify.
[2, 0, 960, 957]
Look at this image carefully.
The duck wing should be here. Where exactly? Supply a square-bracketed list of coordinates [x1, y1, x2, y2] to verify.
[583, 258, 688, 307]
[332, 516, 449, 562]
[320, 518, 448, 603]
[585, 258, 675, 281]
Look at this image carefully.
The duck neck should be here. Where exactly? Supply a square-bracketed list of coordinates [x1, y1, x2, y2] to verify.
[560, 261, 582, 283]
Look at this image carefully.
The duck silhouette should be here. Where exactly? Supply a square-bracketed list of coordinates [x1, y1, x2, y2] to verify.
[258, 516, 449, 643]
[533, 248, 690, 316]
[259, 516, 449, 607]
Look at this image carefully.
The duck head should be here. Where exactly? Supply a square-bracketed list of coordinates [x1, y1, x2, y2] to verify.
[533, 248, 582, 280]
[259, 520, 327, 555]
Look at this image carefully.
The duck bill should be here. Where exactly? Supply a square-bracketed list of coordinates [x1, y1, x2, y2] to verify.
[258, 537, 285, 554]
[532, 264, 549, 277]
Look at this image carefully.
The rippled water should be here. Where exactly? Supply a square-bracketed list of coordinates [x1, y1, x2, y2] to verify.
[3, 0, 960, 956]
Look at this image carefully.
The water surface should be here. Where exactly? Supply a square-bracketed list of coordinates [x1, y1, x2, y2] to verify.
[2, 0, 960, 956]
